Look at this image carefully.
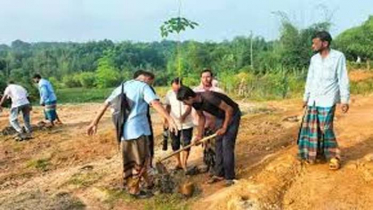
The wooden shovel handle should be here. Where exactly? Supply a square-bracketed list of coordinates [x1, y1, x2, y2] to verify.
[157, 133, 218, 163]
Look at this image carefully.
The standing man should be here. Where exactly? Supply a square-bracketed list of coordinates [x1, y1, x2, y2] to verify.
[0, 81, 32, 141]
[298, 31, 350, 170]
[32, 74, 62, 127]
[86, 70, 177, 199]
[193, 69, 224, 174]
[133, 70, 157, 169]
[177, 86, 241, 187]
[164, 78, 194, 172]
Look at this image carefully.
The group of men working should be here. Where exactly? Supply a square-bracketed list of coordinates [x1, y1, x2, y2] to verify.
[86, 68, 241, 198]
[0, 31, 350, 200]
[86, 31, 350, 199]
[0, 74, 61, 140]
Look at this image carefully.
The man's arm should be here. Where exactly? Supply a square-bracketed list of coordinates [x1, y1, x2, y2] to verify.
[180, 105, 192, 123]
[0, 89, 9, 112]
[195, 110, 206, 141]
[337, 54, 350, 113]
[86, 102, 110, 136]
[150, 100, 178, 133]
[215, 101, 234, 136]
[39, 85, 48, 105]
[303, 59, 314, 107]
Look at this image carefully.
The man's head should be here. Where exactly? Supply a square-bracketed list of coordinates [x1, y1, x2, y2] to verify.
[200, 68, 213, 88]
[312, 31, 332, 53]
[32, 74, 42, 83]
[133, 70, 155, 85]
[176, 86, 197, 105]
[171, 77, 182, 92]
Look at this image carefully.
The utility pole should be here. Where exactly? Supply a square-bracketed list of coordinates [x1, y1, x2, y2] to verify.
[250, 31, 254, 69]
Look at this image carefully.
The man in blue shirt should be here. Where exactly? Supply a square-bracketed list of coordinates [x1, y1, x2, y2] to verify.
[87, 70, 177, 199]
[32, 74, 62, 127]
[298, 31, 350, 170]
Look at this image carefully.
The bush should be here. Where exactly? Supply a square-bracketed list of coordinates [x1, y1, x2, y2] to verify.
[62, 74, 81, 88]
[78, 72, 96, 88]
[48, 77, 63, 90]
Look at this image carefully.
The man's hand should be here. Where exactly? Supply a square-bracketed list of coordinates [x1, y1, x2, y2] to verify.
[302, 101, 308, 108]
[216, 127, 227, 136]
[192, 135, 203, 145]
[180, 115, 186, 124]
[87, 123, 98, 136]
[341, 104, 349, 113]
[167, 117, 178, 134]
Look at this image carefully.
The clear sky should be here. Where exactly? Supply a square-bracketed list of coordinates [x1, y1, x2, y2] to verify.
[0, 0, 371, 44]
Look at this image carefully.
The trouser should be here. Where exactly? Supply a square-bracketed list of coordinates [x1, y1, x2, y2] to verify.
[214, 111, 241, 180]
[9, 104, 32, 134]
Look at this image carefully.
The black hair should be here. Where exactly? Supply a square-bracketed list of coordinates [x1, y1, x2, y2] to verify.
[176, 86, 196, 101]
[312, 31, 333, 47]
[170, 77, 183, 85]
[200, 68, 213, 77]
[32, 74, 42, 79]
[133, 70, 155, 79]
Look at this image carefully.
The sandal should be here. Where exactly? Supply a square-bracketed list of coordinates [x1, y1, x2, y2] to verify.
[207, 176, 224, 184]
[329, 158, 341, 170]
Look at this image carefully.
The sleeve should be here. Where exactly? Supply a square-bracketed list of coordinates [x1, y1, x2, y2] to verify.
[143, 85, 159, 104]
[303, 58, 314, 102]
[337, 54, 350, 104]
[105, 86, 121, 105]
[3, 87, 10, 99]
[164, 91, 171, 105]
[39, 85, 49, 104]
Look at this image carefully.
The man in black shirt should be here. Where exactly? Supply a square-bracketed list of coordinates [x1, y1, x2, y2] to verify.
[177, 86, 241, 186]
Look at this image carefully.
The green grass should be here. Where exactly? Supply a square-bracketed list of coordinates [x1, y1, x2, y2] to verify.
[54, 74, 373, 104]
[26, 158, 51, 172]
[56, 86, 169, 104]
[56, 88, 113, 104]
[103, 187, 190, 210]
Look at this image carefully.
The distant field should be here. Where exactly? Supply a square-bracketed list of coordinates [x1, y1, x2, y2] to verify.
[56, 86, 170, 104]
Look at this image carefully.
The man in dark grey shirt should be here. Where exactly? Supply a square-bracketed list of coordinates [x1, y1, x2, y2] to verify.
[177, 86, 241, 186]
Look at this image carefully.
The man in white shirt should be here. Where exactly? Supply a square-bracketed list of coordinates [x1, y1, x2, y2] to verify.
[164, 78, 194, 172]
[298, 31, 350, 170]
[0, 81, 32, 140]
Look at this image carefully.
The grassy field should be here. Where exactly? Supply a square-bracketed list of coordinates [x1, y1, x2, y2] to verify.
[54, 69, 373, 104]
[56, 86, 170, 104]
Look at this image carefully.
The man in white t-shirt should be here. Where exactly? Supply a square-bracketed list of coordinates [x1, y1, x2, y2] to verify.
[0, 81, 32, 140]
[164, 78, 194, 171]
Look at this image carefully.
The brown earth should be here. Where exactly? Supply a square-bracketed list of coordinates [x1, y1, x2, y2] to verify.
[1, 93, 373, 209]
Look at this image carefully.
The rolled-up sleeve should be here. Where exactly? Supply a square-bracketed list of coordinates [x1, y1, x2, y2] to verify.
[105, 86, 121, 105]
[143, 85, 159, 104]
[337, 54, 350, 104]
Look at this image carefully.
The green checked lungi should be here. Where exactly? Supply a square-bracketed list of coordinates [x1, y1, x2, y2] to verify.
[44, 101, 57, 122]
[298, 105, 340, 161]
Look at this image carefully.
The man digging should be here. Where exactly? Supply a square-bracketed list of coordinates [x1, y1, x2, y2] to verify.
[0, 81, 33, 141]
[177, 86, 241, 187]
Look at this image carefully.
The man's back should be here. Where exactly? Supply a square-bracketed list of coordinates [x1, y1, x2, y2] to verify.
[39, 78, 57, 103]
[4, 84, 29, 108]
[106, 80, 158, 140]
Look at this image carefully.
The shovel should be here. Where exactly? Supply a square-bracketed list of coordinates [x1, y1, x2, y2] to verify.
[155, 133, 218, 174]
